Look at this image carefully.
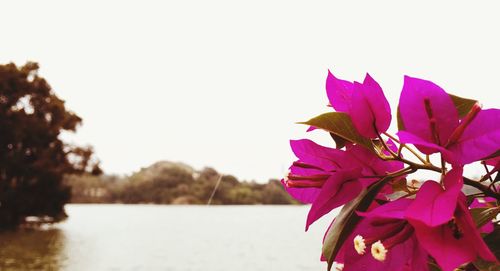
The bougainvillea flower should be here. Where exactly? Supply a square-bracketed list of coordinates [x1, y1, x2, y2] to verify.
[282, 139, 402, 230]
[398, 76, 500, 165]
[282, 139, 364, 230]
[282, 139, 360, 204]
[405, 171, 497, 270]
[338, 199, 429, 271]
[288, 71, 500, 271]
[326, 71, 392, 138]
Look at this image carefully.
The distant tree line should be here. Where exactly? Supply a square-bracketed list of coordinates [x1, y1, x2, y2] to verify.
[65, 161, 298, 205]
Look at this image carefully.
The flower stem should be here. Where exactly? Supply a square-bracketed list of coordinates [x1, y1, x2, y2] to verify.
[377, 152, 441, 174]
[481, 161, 495, 183]
[377, 132, 398, 158]
[382, 132, 427, 164]
[463, 177, 500, 201]
[388, 166, 415, 177]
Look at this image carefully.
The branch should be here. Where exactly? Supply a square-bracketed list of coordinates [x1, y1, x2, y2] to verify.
[463, 177, 500, 201]
[383, 132, 428, 164]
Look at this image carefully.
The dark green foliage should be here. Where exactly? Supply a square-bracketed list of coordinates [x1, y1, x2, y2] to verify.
[66, 161, 298, 205]
[0, 62, 100, 229]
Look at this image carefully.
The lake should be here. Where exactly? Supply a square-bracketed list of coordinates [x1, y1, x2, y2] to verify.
[0, 205, 337, 271]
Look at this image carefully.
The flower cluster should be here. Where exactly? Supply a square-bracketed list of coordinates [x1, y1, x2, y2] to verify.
[283, 71, 500, 271]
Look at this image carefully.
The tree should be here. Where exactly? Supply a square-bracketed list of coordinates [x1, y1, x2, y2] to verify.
[261, 179, 297, 205]
[0, 62, 100, 229]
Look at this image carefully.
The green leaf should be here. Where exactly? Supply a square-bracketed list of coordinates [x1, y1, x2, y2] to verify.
[300, 112, 373, 151]
[449, 93, 478, 118]
[470, 206, 500, 228]
[322, 176, 393, 270]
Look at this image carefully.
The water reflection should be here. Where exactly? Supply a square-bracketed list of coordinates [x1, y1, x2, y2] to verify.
[0, 227, 66, 271]
[0, 205, 333, 270]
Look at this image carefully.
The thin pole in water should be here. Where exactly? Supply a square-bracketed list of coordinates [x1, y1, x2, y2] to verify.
[207, 174, 224, 205]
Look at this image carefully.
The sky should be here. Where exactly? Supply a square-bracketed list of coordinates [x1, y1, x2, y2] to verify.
[1, 1, 499, 182]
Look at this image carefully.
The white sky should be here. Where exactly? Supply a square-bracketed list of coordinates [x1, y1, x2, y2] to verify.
[1, 1, 499, 182]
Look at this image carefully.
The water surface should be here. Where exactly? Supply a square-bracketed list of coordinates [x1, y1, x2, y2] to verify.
[0, 205, 336, 271]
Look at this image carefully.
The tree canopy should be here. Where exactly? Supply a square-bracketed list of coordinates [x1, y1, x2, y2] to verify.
[0, 62, 100, 229]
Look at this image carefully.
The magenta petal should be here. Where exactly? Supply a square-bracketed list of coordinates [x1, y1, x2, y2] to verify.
[409, 237, 431, 271]
[399, 76, 459, 147]
[326, 70, 354, 112]
[284, 165, 325, 203]
[347, 143, 403, 177]
[447, 109, 500, 165]
[358, 198, 413, 220]
[281, 179, 320, 204]
[290, 139, 349, 171]
[285, 164, 327, 203]
[406, 168, 463, 227]
[443, 167, 464, 192]
[351, 82, 376, 137]
[362, 74, 392, 134]
[410, 219, 475, 271]
[306, 169, 362, 231]
[485, 156, 500, 170]
[306, 126, 317, 132]
[397, 131, 453, 158]
[479, 221, 494, 234]
[350, 74, 392, 138]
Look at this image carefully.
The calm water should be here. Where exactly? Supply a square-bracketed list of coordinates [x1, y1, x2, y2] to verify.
[0, 205, 337, 271]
